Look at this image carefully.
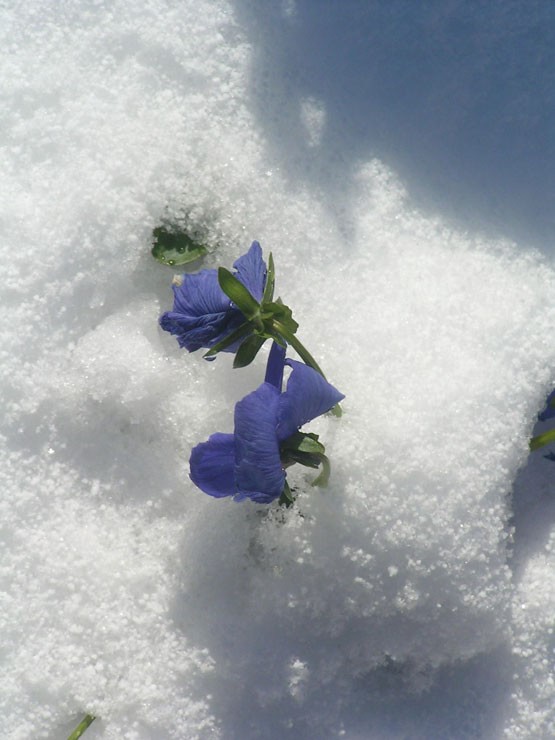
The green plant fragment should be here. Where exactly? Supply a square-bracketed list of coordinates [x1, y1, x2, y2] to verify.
[281, 432, 325, 456]
[233, 334, 267, 368]
[151, 226, 207, 266]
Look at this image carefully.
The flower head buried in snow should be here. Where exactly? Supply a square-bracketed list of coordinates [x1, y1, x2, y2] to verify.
[160, 241, 266, 354]
[189, 343, 345, 505]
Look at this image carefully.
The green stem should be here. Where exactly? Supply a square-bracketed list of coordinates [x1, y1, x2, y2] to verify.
[272, 320, 342, 417]
[311, 453, 331, 487]
[67, 714, 95, 740]
[272, 321, 324, 375]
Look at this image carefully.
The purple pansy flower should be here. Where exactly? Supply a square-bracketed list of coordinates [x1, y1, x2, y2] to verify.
[160, 241, 266, 354]
[189, 343, 345, 503]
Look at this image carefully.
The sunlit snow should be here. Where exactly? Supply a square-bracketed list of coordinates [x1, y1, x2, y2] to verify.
[1, 2, 554, 738]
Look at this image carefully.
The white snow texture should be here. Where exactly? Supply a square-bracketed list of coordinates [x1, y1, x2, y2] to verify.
[1, 1, 554, 738]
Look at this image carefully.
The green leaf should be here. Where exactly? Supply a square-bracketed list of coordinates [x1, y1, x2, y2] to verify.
[218, 267, 261, 320]
[233, 334, 267, 368]
[530, 428, 555, 451]
[203, 322, 252, 359]
[278, 480, 295, 508]
[262, 252, 275, 303]
[283, 449, 322, 469]
[67, 714, 95, 740]
[151, 226, 207, 266]
[280, 432, 325, 456]
[280, 449, 331, 487]
[264, 300, 299, 334]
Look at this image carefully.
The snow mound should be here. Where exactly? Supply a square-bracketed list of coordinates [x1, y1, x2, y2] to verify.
[1, 1, 554, 738]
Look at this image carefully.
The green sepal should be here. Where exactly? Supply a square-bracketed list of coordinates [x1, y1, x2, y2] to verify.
[203, 321, 252, 359]
[530, 428, 555, 451]
[264, 300, 299, 335]
[262, 252, 275, 303]
[269, 331, 287, 349]
[218, 267, 261, 320]
[67, 714, 95, 740]
[280, 448, 331, 488]
[280, 431, 325, 456]
[282, 449, 322, 469]
[233, 334, 267, 368]
[151, 226, 207, 266]
[278, 480, 295, 508]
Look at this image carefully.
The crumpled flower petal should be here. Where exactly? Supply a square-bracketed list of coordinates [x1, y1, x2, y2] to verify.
[189, 433, 236, 498]
[160, 269, 242, 352]
[276, 360, 345, 441]
[234, 382, 285, 503]
[173, 269, 230, 317]
[160, 242, 267, 353]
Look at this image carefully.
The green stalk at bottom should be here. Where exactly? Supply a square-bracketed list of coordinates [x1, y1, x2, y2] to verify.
[67, 714, 95, 740]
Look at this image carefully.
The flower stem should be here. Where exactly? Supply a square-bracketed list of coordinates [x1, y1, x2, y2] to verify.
[67, 714, 95, 740]
[272, 320, 342, 417]
[272, 320, 323, 374]
[311, 453, 331, 487]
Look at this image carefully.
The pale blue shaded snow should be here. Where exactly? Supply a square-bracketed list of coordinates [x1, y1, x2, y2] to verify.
[235, 0, 554, 250]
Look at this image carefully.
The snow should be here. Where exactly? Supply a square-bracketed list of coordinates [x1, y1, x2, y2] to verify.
[1, 1, 554, 738]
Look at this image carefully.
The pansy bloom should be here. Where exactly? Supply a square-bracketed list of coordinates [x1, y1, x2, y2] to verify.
[189, 344, 344, 504]
[160, 241, 266, 354]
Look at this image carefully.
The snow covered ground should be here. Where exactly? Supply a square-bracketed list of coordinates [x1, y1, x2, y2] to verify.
[1, 1, 554, 738]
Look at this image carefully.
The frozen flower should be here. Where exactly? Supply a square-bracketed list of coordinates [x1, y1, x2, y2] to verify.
[189, 344, 344, 503]
[160, 241, 266, 354]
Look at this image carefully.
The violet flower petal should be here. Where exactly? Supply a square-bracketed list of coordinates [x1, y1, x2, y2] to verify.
[189, 433, 236, 498]
[232, 241, 266, 303]
[264, 341, 286, 390]
[276, 360, 345, 441]
[234, 382, 285, 502]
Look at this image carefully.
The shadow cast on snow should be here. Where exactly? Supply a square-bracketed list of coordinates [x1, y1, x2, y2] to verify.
[232, 0, 554, 252]
[168, 501, 516, 740]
